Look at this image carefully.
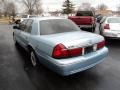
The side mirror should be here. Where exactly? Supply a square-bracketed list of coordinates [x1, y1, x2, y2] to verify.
[15, 20, 21, 24]
[13, 26, 20, 29]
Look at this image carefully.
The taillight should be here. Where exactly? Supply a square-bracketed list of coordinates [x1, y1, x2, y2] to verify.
[104, 24, 110, 29]
[52, 44, 83, 59]
[97, 41, 105, 50]
[52, 44, 69, 59]
[69, 48, 83, 57]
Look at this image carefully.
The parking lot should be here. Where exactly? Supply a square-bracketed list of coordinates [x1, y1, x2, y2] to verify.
[0, 24, 120, 90]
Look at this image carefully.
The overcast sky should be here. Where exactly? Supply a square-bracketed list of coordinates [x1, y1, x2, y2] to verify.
[41, 0, 120, 11]
[16, 0, 120, 13]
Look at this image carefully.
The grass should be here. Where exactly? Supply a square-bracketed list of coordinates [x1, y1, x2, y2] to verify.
[0, 17, 12, 24]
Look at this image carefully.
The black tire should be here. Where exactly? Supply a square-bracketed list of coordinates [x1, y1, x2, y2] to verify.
[92, 27, 95, 32]
[99, 24, 103, 35]
[13, 34, 19, 46]
[90, 27, 95, 32]
[30, 49, 38, 67]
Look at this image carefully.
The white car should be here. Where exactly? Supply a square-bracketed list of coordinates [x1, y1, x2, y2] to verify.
[14, 15, 38, 24]
[100, 17, 120, 38]
[20, 15, 38, 21]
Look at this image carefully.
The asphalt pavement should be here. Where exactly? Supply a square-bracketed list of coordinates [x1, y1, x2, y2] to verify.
[0, 24, 120, 90]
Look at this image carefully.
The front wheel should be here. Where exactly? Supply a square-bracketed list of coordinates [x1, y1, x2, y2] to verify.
[99, 25, 103, 35]
[13, 34, 19, 46]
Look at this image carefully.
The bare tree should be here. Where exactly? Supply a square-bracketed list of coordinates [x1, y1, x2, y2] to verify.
[117, 5, 120, 15]
[21, 0, 43, 15]
[8, 2, 17, 17]
[78, 2, 94, 11]
[4, 1, 17, 17]
[98, 4, 108, 10]
[34, 1, 43, 15]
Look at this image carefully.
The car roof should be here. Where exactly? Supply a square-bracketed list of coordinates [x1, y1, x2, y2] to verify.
[28, 17, 66, 21]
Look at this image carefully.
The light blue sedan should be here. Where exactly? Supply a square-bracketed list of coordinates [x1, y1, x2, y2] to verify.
[13, 17, 108, 76]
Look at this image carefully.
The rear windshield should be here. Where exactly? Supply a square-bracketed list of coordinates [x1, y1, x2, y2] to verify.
[76, 11, 93, 16]
[107, 18, 120, 23]
[40, 19, 80, 35]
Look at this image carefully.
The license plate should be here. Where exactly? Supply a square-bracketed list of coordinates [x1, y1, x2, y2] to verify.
[85, 46, 93, 54]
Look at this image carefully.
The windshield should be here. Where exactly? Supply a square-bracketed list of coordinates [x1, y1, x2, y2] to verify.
[29, 15, 37, 18]
[107, 18, 120, 23]
[76, 11, 93, 16]
[40, 19, 80, 35]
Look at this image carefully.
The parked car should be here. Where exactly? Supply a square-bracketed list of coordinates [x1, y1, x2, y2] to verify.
[95, 14, 103, 23]
[13, 17, 108, 76]
[68, 11, 96, 32]
[14, 15, 38, 24]
[20, 15, 38, 21]
[100, 16, 120, 39]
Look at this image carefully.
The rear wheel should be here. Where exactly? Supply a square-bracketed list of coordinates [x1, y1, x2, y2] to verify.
[30, 50, 38, 67]
[92, 28, 95, 32]
[92, 25, 96, 32]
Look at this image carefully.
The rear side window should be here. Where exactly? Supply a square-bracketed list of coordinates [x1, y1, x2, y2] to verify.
[107, 18, 120, 23]
[40, 19, 80, 35]
[76, 11, 93, 16]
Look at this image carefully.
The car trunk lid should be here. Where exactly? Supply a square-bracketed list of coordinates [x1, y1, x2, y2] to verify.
[109, 23, 120, 31]
[40, 31, 104, 49]
[68, 16, 94, 25]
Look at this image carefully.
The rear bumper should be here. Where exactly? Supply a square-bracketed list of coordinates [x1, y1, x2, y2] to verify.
[103, 30, 120, 38]
[36, 47, 108, 76]
[79, 25, 95, 31]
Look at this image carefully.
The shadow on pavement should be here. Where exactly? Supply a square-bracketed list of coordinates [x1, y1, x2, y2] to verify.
[106, 38, 120, 48]
[15, 44, 104, 90]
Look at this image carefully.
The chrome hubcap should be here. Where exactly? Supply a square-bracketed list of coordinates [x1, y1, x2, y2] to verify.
[30, 52, 36, 66]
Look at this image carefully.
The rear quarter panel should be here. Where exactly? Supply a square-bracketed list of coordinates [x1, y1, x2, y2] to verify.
[29, 36, 54, 57]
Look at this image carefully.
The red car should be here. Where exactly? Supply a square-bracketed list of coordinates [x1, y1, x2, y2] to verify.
[68, 11, 96, 32]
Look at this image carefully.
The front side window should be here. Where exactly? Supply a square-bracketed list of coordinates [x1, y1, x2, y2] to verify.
[19, 19, 28, 31]
[40, 19, 80, 35]
[25, 19, 33, 33]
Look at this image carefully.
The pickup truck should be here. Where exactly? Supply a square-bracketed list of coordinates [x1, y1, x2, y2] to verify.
[68, 11, 96, 32]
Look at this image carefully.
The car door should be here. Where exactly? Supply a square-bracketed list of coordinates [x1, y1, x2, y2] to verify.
[19, 19, 33, 50]
[13, 24, 21, 43]
[18, 19, 28, 47]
